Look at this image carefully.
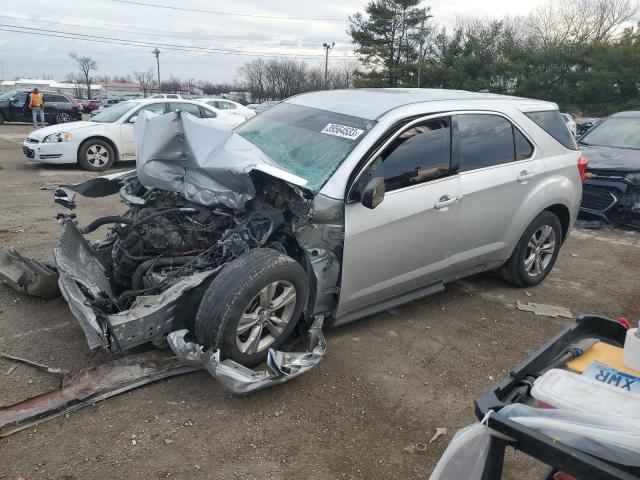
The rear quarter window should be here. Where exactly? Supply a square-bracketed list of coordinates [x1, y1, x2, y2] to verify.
[525, 110, 577, 150]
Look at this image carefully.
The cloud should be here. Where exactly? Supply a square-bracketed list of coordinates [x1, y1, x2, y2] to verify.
[0, 0, 544, 83]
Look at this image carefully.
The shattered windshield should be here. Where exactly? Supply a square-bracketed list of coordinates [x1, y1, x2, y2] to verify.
[235, 103, 375, 192]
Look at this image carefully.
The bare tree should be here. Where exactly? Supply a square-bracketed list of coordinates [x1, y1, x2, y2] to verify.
[160, 76, 182, 93]
[525, 0, 640, 47]
[64, 72, 85, 98]
[239, 58, 360, 101]
[134, 69, 156, 97]
[69, 52, 98, 99]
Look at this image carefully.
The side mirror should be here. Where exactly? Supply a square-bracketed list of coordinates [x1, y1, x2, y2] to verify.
[9, 97, 16, 103]
[128, 116, 138, 123]
[361, 177, 385, 209]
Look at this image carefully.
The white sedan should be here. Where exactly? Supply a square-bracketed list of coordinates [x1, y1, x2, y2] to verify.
[198, 98, 256, 121]
[22, 99, 243, 171]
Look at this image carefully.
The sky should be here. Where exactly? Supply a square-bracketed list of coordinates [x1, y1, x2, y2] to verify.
[0, 0, 546, 84]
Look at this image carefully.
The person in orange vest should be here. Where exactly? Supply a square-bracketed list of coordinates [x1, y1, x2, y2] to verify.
[28, 88, 45, 127]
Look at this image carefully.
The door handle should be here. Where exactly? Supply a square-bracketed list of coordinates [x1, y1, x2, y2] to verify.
[517, 170, 536, 183]
[434, 195, 458, 210]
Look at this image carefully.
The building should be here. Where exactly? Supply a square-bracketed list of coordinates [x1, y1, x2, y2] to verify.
[0, 79, 102, 98]
[100, 82, 159, 98]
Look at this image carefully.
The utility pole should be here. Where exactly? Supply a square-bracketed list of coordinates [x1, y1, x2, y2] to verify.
[417, 12, 433, 88]
[323, 42, 335, 89]
[152, 48, 161, 93]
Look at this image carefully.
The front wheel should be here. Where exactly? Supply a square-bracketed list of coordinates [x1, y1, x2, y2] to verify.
[195, 248, 308, 366]
[78, 139, 116, 171]
[500, 211, 562, 287]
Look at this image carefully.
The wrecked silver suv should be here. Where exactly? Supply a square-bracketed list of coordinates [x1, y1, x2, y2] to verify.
[2, 89, 583, 369]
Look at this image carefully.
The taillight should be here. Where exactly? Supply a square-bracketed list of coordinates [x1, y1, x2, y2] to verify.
[73, 103, 82, 110]
[577, 154, 588, 181]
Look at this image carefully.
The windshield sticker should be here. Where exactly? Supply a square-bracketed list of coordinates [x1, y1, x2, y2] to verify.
[321, 123, 364, 140]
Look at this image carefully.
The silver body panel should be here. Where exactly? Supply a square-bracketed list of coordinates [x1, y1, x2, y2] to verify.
[319, 93, 581, 325]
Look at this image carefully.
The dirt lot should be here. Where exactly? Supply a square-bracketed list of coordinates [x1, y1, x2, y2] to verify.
[0, 123, 638, 479]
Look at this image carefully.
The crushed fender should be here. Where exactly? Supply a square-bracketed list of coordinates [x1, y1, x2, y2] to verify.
[0, 352, 198, 437]
[0, 247, 60, 298]
[167, 316, 326, 395]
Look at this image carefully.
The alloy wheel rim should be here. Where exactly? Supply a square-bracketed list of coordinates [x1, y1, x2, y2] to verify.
[236, 280, 297, 355]
[524, 225, 556, 277]
[86, 144, 109, 167]
[58, 113, 71, 122]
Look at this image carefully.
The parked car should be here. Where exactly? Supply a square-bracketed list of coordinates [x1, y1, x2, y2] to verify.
[19, 89, 582, 366]
[576, 116, 600, 136]
[253, 100, 280, 114]
[577, 111, 640, 227]
[22, 98, 243, 171]
[198, 98, 256, 121]
[151, 93, 182, 99]
[561, 113, 577, 136]
[79, 99, 102, 113]
[0, 89, 82, 125]
[100, 98, 122, 108]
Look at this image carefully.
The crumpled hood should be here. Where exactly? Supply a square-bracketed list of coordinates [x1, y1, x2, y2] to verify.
[28, 121, 99, 139]
[581, 145, 640, 172]
[134, 111, 307, 211]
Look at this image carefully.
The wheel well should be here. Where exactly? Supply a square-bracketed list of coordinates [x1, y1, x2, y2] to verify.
[545, 204, 571, 241]
[78, 136, 119, 163]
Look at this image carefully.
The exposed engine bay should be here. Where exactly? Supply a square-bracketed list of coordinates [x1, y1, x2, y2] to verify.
[48, 167, 343, 354]
[0, 111, 344, 396]
[78, 173, 305, 315]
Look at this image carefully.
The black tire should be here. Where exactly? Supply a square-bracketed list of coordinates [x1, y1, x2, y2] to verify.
[78, 138, 116, 171]
[500, 211, 562, 287]
[195, 248, 308, 366]
[0, 112, 5, 125]
[56, 112, 72, 123]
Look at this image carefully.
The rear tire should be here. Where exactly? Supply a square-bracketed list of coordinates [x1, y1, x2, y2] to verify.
[194, 248, 308, 367]
[500, 211, 562, 287]
[56, 112, 72, 123]
[78, 139, 116, 171]
[0, 112, 5, 125]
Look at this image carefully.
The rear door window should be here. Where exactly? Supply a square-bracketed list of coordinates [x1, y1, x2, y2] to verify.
[514, 128, 534, 160]
[169, 102, 203, 117]
[525, 110, 577, 150]
[200, 106, 217, 118]
[457, 114, 516, 171]
[45, 94, 70, 103]
[373, 117, 452, 192]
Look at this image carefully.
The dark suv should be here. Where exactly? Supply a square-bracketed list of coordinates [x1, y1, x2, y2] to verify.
[0, 89, 83, 125]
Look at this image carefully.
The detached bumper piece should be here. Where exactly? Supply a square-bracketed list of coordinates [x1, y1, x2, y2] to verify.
[167, 316, 326, 394]
[0, 247, 60, 298]
[0, 352, 199, 437]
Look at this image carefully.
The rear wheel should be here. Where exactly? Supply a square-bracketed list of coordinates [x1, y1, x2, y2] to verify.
[194, 248, 308, 366]
[78, 139, 116, 171]
[56, 112, 72, 123]
[0, 112, 5, 125]
[500, 211, 562, 287]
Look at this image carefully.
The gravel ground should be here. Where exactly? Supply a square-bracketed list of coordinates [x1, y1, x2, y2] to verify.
[0, 123, 638, 479]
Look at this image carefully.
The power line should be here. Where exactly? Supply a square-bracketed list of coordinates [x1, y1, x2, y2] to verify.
[111, 0, 346, 22]
[0, 13, 343, 48]
[0, 24, 357, 59]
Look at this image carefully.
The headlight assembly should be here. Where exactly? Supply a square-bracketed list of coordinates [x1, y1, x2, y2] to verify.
[42, 132, 72, 143]
[625, 172, 640, 184]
